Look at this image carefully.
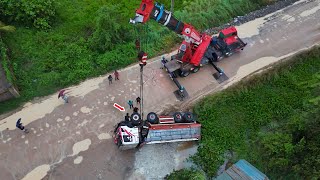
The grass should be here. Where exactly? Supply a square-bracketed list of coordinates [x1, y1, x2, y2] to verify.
[0, 0, 273, 114]
[192, 47, 320, 178]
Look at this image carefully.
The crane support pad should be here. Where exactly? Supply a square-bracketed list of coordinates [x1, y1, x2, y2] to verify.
[174, 89, 189, 101]
[213, 72, 229, 84]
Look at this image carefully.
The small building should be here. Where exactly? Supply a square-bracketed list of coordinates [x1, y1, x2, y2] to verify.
[216, 159, 269, 180]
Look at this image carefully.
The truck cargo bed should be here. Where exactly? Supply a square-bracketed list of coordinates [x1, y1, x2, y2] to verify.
[144, 123, 201, 144]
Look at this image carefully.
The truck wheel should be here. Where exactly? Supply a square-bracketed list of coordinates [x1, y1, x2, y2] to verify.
[131, 112, 141, 126]
[181, 71, 190, 77]
[147, 112, 159, 124]
[183, 112, 195, 123]
[191, 66, 200, 73]
[173, 112, 183, 123]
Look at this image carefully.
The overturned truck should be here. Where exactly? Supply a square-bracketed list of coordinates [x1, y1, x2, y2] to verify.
[113, 112, 201, 150]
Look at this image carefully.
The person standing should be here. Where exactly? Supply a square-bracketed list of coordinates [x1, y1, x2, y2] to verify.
[128, 100, 133, 109]
[16, 118, 29, 133]
[58, 89, 69, 103]
[133, 107, 139, 113]
[136, 97, 141, 105]
[125, 113, 130, 122]
[108, 75, 113, 85]
[114, 70, 119, 81]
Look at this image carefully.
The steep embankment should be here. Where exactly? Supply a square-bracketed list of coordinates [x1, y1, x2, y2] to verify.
[191, 47, 320, 179]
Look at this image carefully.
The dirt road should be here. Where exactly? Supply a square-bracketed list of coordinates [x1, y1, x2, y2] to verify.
[0, 0, 319, 179]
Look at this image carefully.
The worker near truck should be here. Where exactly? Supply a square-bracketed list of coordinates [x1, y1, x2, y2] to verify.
[125, 113, 130, 121]
[128, 100, 134, 109]
[136, 97, 141, 105]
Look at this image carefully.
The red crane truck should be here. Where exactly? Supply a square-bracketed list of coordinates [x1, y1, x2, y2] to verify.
[130, 0, 247, 100]
[113, 112, 201, 150]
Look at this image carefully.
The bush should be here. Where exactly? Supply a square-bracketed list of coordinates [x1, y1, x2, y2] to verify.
[192, 47, 320, 178]
[165, 169, 206, 180]
[89, 5, 135, 53]
[0, 0, 56, 29]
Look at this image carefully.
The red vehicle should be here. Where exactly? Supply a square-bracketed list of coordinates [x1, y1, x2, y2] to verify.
[114, 112, 201, 150]
[131, 0, 247, 100]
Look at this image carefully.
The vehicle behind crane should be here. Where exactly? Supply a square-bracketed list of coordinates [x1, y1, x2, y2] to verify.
[130, 0, 247, 100]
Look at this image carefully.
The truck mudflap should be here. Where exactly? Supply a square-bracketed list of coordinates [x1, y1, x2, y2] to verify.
[144, 123, 201, 144]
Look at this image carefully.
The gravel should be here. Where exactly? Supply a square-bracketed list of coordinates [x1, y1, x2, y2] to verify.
[128, 142, 198, 180]
[205, 0, 303, 34]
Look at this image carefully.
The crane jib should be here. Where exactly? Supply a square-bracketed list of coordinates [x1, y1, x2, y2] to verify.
[150, 3, 184, 34]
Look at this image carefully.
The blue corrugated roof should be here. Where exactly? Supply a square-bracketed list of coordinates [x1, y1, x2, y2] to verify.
[216, 172, 233, 180]
[215, 159, 269, 180]
[235, 160, 267, 180]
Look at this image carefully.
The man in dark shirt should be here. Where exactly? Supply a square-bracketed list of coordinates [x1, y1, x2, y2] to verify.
[125, 113, 130, 121]
[136, 97, 141, 105]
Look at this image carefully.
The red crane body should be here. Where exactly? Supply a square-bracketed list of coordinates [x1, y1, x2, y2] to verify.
[131, 0, 247, 100]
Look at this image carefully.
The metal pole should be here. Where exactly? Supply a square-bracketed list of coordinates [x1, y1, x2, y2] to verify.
[140, 65, 144, 120]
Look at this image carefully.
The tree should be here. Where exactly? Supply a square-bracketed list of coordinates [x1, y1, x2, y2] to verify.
[89, 5, 134, 53]
[0, 0, 56, 29]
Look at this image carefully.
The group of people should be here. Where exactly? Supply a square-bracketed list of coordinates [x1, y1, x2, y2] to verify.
[16, 69, 140, 133]
[57, 70, 121, 105]
[108, 70, 119, 85]
[128, 97, 141, 113]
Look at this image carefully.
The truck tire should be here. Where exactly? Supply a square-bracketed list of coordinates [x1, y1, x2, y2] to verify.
[147, 112, 159, 124]
[173, 112, 183, 123]
[183, 112, 195, 123]
[191, 66, 200, 73]
[131, 113, 141, 126]
[181, 71, 190, 77]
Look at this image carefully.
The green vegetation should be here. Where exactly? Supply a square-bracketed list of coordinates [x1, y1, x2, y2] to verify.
[0, 0, 274, 114]
[0, 0, 56, 29]
[165, 169, 206, 180]
[0, 39, 14, 84]
[192, 47, 320, 179]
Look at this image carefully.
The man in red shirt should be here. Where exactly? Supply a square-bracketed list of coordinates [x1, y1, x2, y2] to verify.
[114, 70, 119, 81]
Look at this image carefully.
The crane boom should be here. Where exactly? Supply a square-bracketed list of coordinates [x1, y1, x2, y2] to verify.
[130, 0, 202, 44]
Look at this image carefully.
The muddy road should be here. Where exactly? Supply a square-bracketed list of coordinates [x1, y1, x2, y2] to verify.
[0, 0, 320, 179]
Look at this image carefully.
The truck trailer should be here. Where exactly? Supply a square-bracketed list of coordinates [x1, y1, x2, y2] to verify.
[114, 112, 201, 150]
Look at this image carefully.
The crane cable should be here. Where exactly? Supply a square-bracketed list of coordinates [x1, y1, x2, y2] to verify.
[134, 23, 148, 121]
[140, 23, 149, 120]
[170, 0, 174, 13]
[138, 0, 173, 120]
